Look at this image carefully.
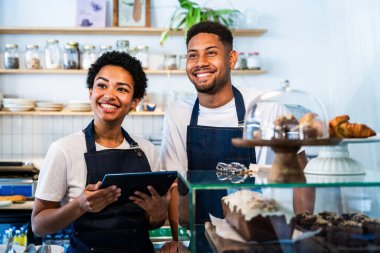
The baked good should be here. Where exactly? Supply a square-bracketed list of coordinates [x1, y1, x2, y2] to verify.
[0, 195, 26, 202]
[296, 211, 380, 247]
[273, 114, 299, 139]
[222, 190, 294, 242]
[329, 115, 376, 138]
[363, 219, 380, 245]
[298, 112, 323, 138]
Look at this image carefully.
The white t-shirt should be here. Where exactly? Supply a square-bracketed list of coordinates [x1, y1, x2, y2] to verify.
[35, 131, 159, 205]
[159, 86, 290, 177]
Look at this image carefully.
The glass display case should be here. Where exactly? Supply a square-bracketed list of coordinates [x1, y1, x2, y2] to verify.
[177, 169, 380, 252]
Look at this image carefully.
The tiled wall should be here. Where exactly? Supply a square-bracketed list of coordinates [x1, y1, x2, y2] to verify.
[0, 115, 164, 161]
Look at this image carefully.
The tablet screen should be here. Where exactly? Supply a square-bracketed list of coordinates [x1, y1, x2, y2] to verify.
[100, 171, 177, 203]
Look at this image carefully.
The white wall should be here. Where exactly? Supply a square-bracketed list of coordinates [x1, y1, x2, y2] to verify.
[0, 0, 379, 171]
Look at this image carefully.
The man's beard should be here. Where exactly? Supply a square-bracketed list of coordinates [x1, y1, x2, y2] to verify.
[193, 79, 217, 94]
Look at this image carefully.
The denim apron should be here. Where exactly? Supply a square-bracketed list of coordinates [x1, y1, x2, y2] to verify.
[68, 121, 154, 253]
[186, 86, 256, 223]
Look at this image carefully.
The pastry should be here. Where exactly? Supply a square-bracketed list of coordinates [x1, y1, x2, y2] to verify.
[273, 114, 299, 139]
[298, 112, 323, 138]
[329, 115, 376, 138]
[222, 190, 294, 242]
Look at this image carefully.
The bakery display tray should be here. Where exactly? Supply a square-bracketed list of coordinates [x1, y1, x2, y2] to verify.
[205, 222, 380, 252]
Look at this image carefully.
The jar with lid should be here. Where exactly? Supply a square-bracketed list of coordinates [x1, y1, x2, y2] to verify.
[81, 44, 97, 70]
[178, 54, 187, 70]
[25, 44, 40, 69]
[4, 44, 20, 69]
[99, 45, 112, 56]
[63, 42, 79, 69]
[235, 52, 247, 70]
[116, 40, 130, 53]
[247, 52, 261, 70]
[45, 39, 61, 69]
[135, 45, 149, 69]
[164, 54, 177, 70]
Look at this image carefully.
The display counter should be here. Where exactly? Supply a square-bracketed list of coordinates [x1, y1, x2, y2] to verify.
[178, 169, 380, 252]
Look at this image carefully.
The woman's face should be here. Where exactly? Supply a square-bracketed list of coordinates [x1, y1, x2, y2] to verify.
[89, 65, 139, 124]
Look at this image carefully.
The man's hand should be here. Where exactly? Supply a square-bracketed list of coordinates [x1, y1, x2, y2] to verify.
[130, 185, 174, 227]
[77, 181, 121, 213]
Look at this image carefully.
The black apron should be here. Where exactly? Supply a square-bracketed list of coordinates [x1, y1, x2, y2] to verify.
[67, 121, 154, 253]
[186, 86, 256, 223]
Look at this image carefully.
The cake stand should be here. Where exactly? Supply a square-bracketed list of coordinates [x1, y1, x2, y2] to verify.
[232, 138, 341, 183]
[304, 133, 380, 175]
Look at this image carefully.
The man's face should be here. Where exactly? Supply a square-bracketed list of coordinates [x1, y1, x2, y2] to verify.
[186, 33, 236, 94]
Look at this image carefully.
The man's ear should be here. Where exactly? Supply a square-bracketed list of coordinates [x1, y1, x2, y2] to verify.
[89, 89, 93, 98]
[229, 50, 238, 69]
[131, 98, 141, 110]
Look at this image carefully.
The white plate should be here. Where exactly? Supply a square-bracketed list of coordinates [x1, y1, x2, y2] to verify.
[35, 107, 63, 112]
[5, 106, 34, 112]
[340, 133, 380, 144]
[67, 107, 92, 112]
[36, 101, 64, 108]
[3, 98, 36, 106]
[0, 200, 12, 206]
[0, 245, 25, 253]
[36, 245, 65, 253]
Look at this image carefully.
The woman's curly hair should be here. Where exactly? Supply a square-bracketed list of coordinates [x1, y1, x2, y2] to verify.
[86, 51, 148, 99]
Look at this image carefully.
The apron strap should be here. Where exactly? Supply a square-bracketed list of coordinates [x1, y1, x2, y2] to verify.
[83, 120, 141, 153]
[189, 85, 246, 126]
[121, 127, 139, 148]
[83, 120, 97, 153]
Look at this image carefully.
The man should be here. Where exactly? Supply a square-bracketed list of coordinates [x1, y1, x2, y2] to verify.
[160, 21, 311, 226]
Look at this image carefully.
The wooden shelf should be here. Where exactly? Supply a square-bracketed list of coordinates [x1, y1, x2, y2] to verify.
[0, 69, 266, 75]
[0, 110, 164, 116]
[0, 27, 267, 36]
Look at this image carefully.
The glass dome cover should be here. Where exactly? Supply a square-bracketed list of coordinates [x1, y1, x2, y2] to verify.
[244, 80, 329, 141]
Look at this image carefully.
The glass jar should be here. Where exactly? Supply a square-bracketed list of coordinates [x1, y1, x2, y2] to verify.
[25, 44, 40, 69]
[4, 44, 20, 69]
[45, 39, 61, 69]
[164, 54, 177, 70]
[135, 45, 149, 69]
[99, 45, 112, 56]
[63, 43, 79, 69]
[247, 52, 261, 70]
[236, 52, 247, 70]
[178, 54, 187, 70]
[116, 40, 130, 53]
[81, 44, 97, 70]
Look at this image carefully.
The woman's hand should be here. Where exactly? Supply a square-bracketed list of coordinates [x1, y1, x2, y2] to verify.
[77, 181, 121, 213]
[158, 241, 189, 253]
[130, 185, 173, 228]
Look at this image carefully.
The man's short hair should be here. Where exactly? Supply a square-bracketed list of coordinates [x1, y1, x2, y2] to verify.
[186, 21, 233, 50]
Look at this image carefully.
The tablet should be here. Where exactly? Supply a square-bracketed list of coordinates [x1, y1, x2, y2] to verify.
[100, 171, 177, 203]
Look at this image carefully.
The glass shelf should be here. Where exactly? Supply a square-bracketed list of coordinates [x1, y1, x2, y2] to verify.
[178, 170, 380, 252]
[179, 170, 380, 189]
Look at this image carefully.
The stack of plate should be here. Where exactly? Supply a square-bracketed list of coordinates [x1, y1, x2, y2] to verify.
[2, 98, 36, 112]
[35, 101, 64, 112]
[66, 100, 92, 112]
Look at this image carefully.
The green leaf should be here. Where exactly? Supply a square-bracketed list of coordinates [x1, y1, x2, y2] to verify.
[159, 30, 169, 46]
[193, 8, 201, 24]
[160, 0, 241, 45]
[179, 0, 198, 10]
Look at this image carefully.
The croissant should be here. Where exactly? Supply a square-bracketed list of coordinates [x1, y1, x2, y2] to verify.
[329, 114, 376, 138]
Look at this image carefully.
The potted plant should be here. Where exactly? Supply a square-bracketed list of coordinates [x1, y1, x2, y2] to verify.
[160, 0, 240, 45]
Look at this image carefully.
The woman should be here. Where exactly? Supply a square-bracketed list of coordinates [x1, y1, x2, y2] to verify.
[32, 51, 171, 253]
